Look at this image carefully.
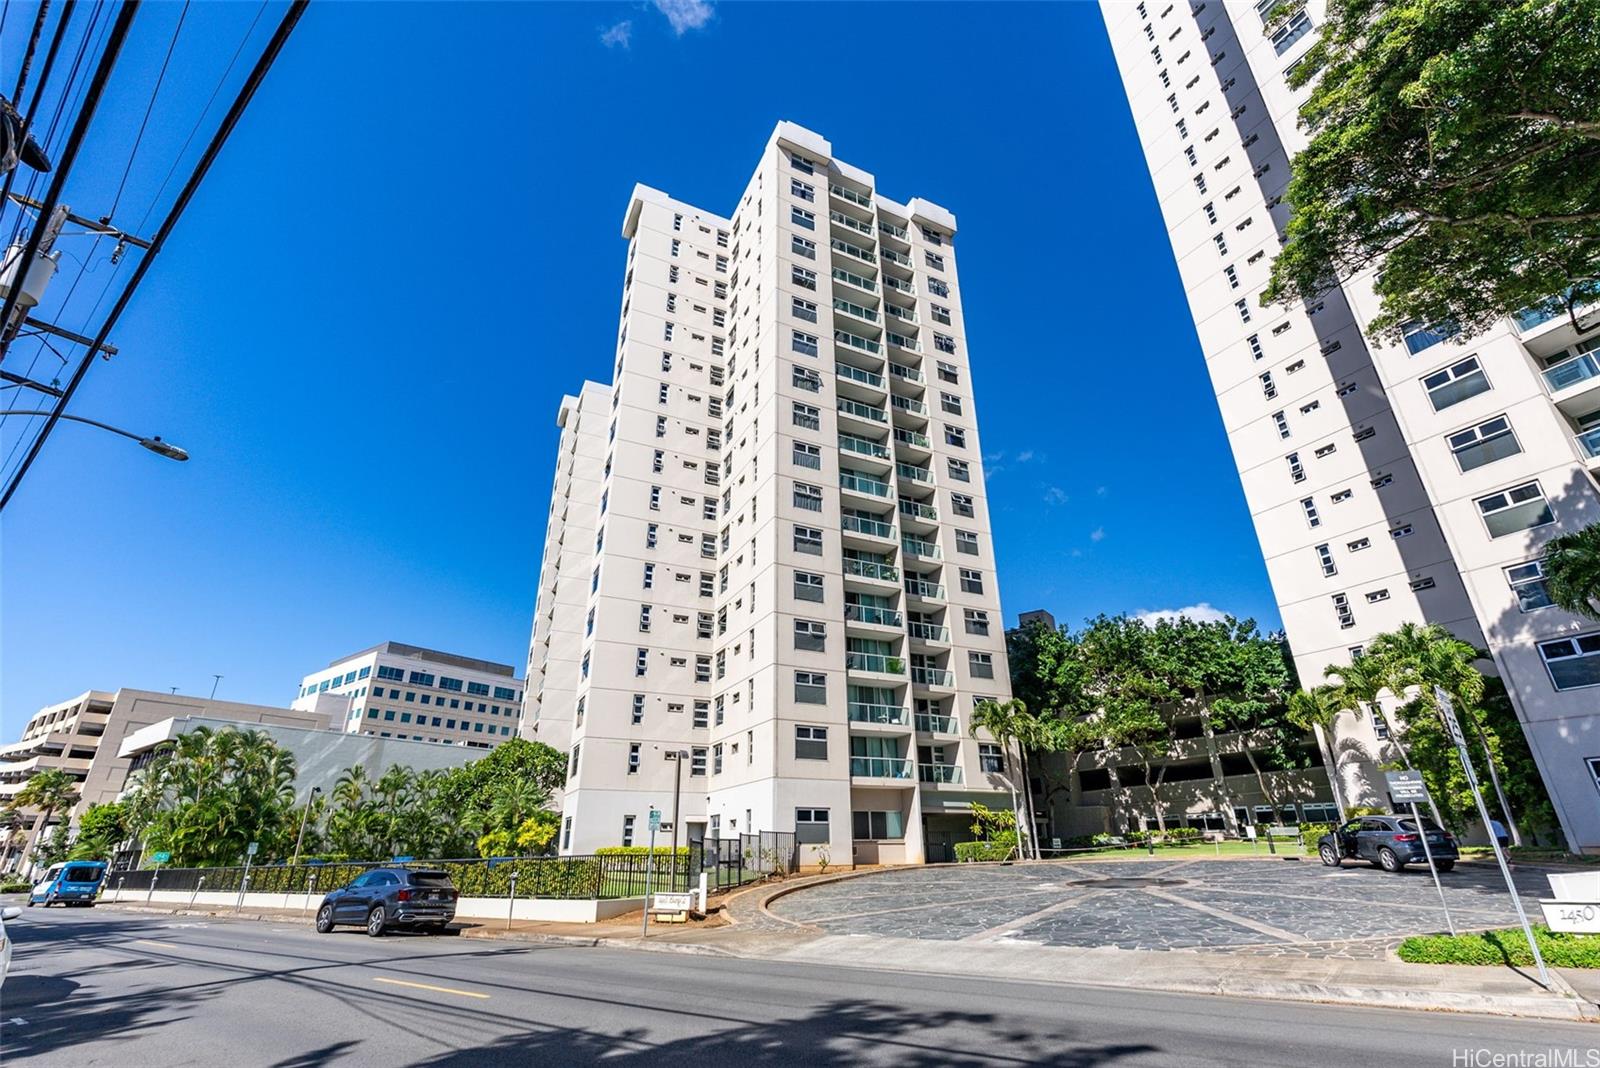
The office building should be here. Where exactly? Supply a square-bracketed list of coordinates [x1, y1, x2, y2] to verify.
[292, 641, 524, 750]
[1102, 0, 1600, 850]
[524, 122, 1019, 864]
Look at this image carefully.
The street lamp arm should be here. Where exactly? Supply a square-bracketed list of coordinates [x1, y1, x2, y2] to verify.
[0, 410, 188, 461]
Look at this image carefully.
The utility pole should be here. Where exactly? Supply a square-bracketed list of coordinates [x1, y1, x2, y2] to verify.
[210, 675, 223, 699]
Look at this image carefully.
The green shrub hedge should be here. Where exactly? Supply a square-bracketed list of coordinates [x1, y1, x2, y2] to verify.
[955, 830, 1019, 862]
[1299, 823, 1334, 852]
[1398, 927, 1600, 968]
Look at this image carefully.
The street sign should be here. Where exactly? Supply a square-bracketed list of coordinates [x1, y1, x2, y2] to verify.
[392, 855, 414, 863]
[652, 892, 693, 912]
[1385, 770, 1429, 804]
[648, 808, 661, 832]
[149, 851, 171, 864]
[1435, 687, 1468, 749]
[245, 841, 259, 856]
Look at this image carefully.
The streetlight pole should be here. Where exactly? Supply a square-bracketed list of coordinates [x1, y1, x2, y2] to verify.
[291, 786, 321, 866]
[661, 749, 689, 886]
[0, 410, 189, 461]
[210, 675, 223, 700]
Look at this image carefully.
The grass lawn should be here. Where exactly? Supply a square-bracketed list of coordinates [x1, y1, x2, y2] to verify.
[1042, 840, 1308, 862]
[1399, 926, 1600, 967]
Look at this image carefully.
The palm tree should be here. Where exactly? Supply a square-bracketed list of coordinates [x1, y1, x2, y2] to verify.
[1543, 523, 1600, 620]
[970, 698, 1040, 859]
[6, 768, 79, 874]
[1286, 685, 1349, 821]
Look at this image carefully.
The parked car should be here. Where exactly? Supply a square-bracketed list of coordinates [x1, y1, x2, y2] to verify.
[314, 868, 458, 937]
[28, 860, 107, 906]
[1, 904, 21, 988]
[1318, 815, 1459, 873]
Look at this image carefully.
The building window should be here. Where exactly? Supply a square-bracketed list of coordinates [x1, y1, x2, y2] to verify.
[794, 482, 823, 511]
[1540, 634, 1600, 691]
[1506, 561, 1554, 612]
[795, 725, 829, 760]
[793, 366, 821, 392]
[964, 608, 990, 636]
[628, 743, 641, 775]
[793, 441, 822, 470]
[1333, 593, 1355, 629]
[948, 458, 971, 482]
[853, 810, 906, 841]
[1259, 371, 1277, 399]
[794, 619, 826, 651]
[795, 808, 829, 844]
[1287, 452, 1305, 483]
[1271, 9, 1314, 54]
[632, 693, 645, 724]
[569, 744, 581, 777]
[1301, 497, 1320, 528]
[691, 747, 708, 775]
[793, 265, 817, 289]
[955, 530, 979, 555]
[792, 235, 816, 259]
[795, 671, 827, 704]
[712, 743, 723, 775]
[639, 604, 653, 632]
[792, 330, 819, 357]
[1315, 543, 1336, 577]
[793, 402, 820, 431]
[635, 648, 649, 676]
[1477, 482, 1553, 538]
[952, 493, 975, 518]
[959, 568, 984, 594]
[1422, 356, 1490, 411]
[1448, 415, 1521, 472]
[945, 425, 966, 448]
[795, 570, 824, 602]
[978, 743, 1004, 773]
[791, 177, 815, 201]
[622, 815, 636, 847]
[1272, 411, 1290, 439]
[969, 652, 995, 679]
[643, 562, 655, 589]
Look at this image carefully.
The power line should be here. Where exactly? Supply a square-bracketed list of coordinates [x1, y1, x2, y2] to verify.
[0, 0, 135, 360]
[0, 0, 308, 511]
[107, 0, 187, 218]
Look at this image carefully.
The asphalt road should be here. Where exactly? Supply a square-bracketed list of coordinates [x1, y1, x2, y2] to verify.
[3, 904, 1596, 1067]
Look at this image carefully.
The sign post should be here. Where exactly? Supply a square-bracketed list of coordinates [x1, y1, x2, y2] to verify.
[1435, 687, 1548, 986]
[1386, 769, 1455, 936]
[642, 808, 661, 938]
[237, 841, 258, 914]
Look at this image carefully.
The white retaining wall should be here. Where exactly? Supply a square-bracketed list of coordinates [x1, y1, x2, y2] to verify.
[104, 886, 641, 924]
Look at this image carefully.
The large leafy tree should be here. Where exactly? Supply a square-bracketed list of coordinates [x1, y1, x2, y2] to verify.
[1264, 0, 1600, 341]
[1542, 522, 1600, 620]
[69, 802, 129, 861]
[5, 768, 78, 869]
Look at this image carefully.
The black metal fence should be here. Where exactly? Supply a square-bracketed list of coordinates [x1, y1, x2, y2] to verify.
[106, 834, 797, 903]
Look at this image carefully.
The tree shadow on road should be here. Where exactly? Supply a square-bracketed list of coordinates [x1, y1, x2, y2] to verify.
[408, 998, 1157, 1068]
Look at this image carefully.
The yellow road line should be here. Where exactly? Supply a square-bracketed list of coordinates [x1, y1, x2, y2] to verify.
[372, 976, 490, 1000]
[133, 939, 181, 949]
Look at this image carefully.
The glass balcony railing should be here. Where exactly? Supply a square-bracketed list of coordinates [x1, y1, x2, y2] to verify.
[878, 219, 908, 240]
[889, 362, 924, 383]
[843, 559, 899, 583]
[835, 329, 882, 355]
[905, 579, 945, 600]
[834, 298, 879, 324]
[912, 667, 956, 687]
[831, 267, 877, 293]
[1543, 352, 1600, 393]
[845, 602, 903, 627]
[894, 427, 931, 449]
[838, 398, 887, 423]
[839, 433, 890, 460]
[830, 183, 873, 208]
[918, 763, 964, 784]
[841, 471, 893, 498]
[891, 395, 928, 416]
[902, 537, 940, 559]
[831, 238, 877, 264]
[1578, 428, 1600, 459]
[897, 462, 933, 485]
[842, 513, 894, 539]
[915, 712, 958, 734]
[849, 702, 909, 726]
[887, 331, 920, 352]
[900, 499, 939, 521]
[908, 621, 950, 642]
[836, 362, 884, 388]
[882, 275, 916, 295]
[887, 304, 918, 324]
[830, 210, 874, 237]
[881, 247, 913, 268]
[846, 651, 906, 674]
[850, 756, 913, 779]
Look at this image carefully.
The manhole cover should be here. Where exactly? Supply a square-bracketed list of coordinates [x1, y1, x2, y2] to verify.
[1064, 876, 1190, 890]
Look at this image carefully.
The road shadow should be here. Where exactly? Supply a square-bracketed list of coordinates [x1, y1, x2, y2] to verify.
[408, 997, 1157, 1068]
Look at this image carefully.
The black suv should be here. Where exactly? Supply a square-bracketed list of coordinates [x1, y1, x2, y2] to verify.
[314, 868, 458, 936]
[1318, 815, 1459, 873]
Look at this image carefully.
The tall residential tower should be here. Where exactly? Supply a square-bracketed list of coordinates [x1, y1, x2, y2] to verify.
[1103, 0, 1600, 851]
[523, 123, 1018, 865]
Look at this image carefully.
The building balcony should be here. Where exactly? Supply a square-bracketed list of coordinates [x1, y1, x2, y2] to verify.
[831, 238, 878, 266]
[846, 652, 906, 675]
[882, 274, 916, 298]
[843, 558, 899, 584]
[911, 666, 956, 688]
[830, 210, 876, 239]
[893, 427, 932, 456]
[839, 432, 891, 462]
[837, 398, 888, 426]
[1513, 285, 1600, 359]
[835, 329, 882, 356]
[849, 702, 910, 727]
[886, 303, 918, 327]
[886, 331, 921, 354]
[915, 712, 959, 735]
[840, 471, 894, 500]
[890, 394, 928, 420]
[908, 621, 951, 643]
[904, 579, 946, 601]
[850, 756, 913, 780]
[841, 513, 895, 541]
[888, 361, 924, 384]
[845, 603, 904, 628]
[1578, 428, 1600, 463]
[835, 361, 884, 390]
[895, 462, 933, 487]
[833, 297, 879, 326]
[1542, 352, 1600, 417]
[880, 246, 913, 269]
[899, 498, 939, 523]
[902, 536, 940, 560]
[918, 763, 964, 785]
[831, 266, 878, 295]
[830, 182, 873, 210]
[878, 218, 910, 244]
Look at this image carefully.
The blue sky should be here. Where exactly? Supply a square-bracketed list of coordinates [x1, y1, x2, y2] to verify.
[0, 1, 1279, 734]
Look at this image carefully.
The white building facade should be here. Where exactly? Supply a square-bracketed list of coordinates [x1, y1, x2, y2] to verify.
[524, 122, 1019, 865]
[1103, 0, 1600, 851]
[293, 642, 523, 750]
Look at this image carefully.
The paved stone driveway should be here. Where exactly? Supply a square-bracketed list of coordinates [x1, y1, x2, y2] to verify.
[766, 857, 1555, 959]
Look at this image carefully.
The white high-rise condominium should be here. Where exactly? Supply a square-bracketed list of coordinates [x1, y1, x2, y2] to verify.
[1103, 1, 1600, 851]
[523, 122, 1019, 865]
